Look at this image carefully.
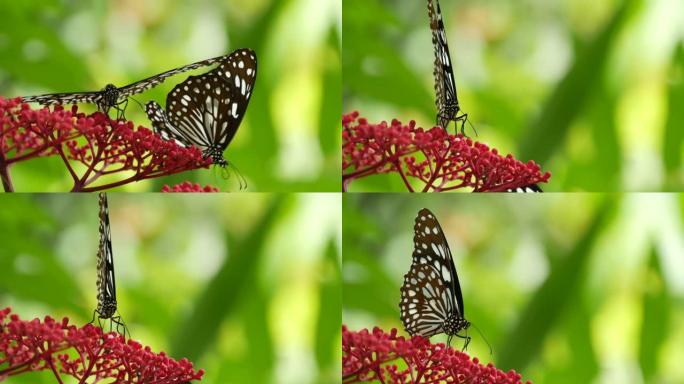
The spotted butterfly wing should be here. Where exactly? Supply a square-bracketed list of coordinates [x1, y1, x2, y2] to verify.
[507, 184, 543, 193]
[21, 53, 230, 117]
[117, 54, 231, 98]
[96, 192, 117, 319]
[427, 0, 468, 133]
[400, 208, 470, 347]
[145, 48, 257, 167]
[93, 193, 128, 337]
[21, 90, 103, 106]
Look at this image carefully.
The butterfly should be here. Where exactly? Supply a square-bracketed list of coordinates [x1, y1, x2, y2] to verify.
[507, 184, 543, 193]
[21, 53, 230, 118]
[400, 208, 471, 348]
[427, 0, 469, 134]
[92, 192, 128, 338]
[145, 48, 256, 168]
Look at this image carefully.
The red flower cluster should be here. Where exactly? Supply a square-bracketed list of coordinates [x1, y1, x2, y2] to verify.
[342, 112, 550, 192]
[162, 181, 220, 192]
[0, 97, 211, 192]
[343, 326, 530, 384]
[0, 307, 204, 382]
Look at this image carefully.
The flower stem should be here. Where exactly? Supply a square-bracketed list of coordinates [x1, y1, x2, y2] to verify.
[0, 160, 13, 192]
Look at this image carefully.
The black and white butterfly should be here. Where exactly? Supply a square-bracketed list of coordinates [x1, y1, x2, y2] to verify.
[145, 48, 256, 168]
[507, 184, 543, 193]
[427, 0, 469, 134]
[21, 53, 230, 118]
[92, 192, 128, 337]
[400, 208, 471, 348]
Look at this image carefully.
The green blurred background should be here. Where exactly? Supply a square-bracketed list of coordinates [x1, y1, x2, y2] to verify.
[0, 0, 341, 192]
[343, 194, 684, 383]
[0, 193, 341, 383]
[343, 0, 684, 192]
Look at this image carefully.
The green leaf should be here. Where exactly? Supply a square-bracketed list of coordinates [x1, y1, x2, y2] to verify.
[519, 0, 642, 165]
[169, 195, 287, 361]
[0, 2, 93, 90]
[315, 240, 342, 382]
[342, 0, 433, 115]
[663, 43, 684, 188]
[497, 197, 617, 371]
[639, 245, 671, 380]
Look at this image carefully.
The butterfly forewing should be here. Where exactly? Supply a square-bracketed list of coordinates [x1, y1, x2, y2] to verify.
[96, 193, 117, 319]
[21, 91, 103, 106]
[400, 208, 469, 344]
[118, 53, 229, 98]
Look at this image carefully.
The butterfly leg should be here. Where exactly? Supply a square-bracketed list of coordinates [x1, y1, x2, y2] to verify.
[436, 114, 450, 132]
[110, 315, 130, 339]
[452, 333, 471, 351]
[457, 113, 468, 136]
[111, 99, 129, 121]
[88, 309, 99, 325]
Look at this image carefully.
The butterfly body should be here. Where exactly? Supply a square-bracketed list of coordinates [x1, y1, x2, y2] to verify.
[428, 0, 469, 134]
[400, 208, 471, 348]
[145, 48, 257, 168]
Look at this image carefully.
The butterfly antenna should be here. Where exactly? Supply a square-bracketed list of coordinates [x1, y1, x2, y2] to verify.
[467, 117, 478, 138]
[229, 162, 248, 191]
[128, 96, 146, 114]
[471, 322, 492, 355]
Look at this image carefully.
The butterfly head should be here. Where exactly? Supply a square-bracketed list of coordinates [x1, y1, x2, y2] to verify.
[97, 298, 118, 319]
[206, 146, 228, 168]
[101, 84, 120, 107]
[444, 313, 470, 336]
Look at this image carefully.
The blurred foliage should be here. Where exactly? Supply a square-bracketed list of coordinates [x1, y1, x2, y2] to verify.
[0, 0, 341, 192]
[0, 194, 341, 383]
[343, 0, 684, 192]
[343, 194, 684, 383]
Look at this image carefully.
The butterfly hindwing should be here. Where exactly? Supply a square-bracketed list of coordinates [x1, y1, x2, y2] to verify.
[400, 262, 455, 337]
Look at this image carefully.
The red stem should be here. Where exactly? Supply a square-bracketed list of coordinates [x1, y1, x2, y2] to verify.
[0, 159, 13, 192]
[393, 158, 414, 192]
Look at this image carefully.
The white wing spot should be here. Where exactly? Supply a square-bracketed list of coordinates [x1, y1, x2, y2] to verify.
[441, 265, 451, 282]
